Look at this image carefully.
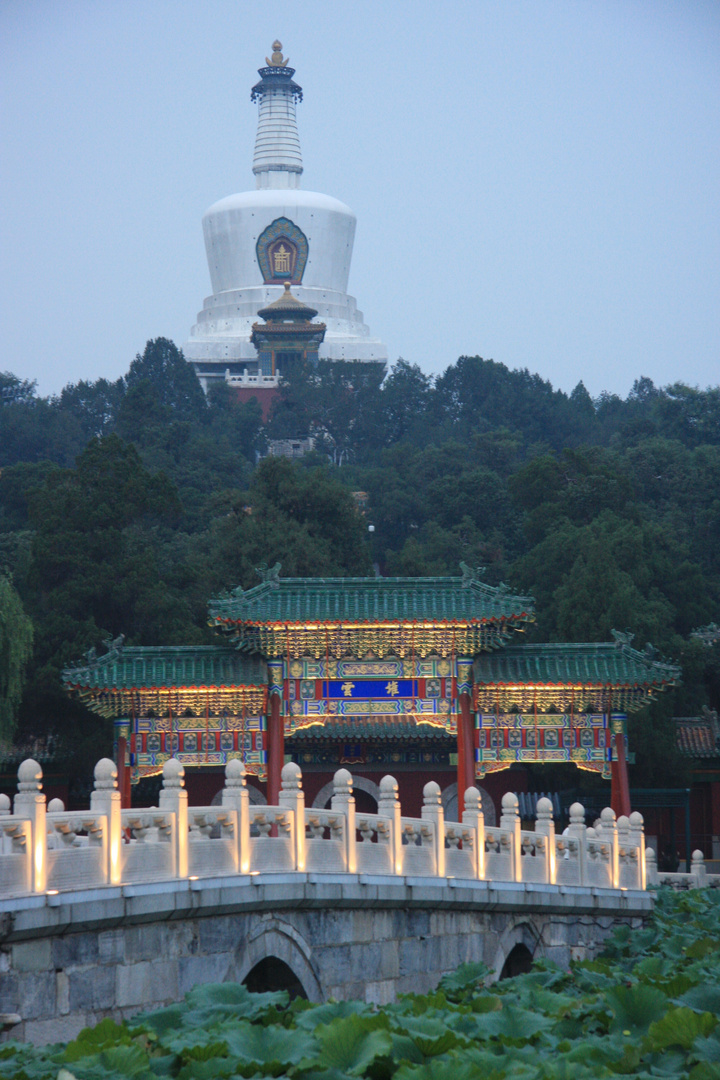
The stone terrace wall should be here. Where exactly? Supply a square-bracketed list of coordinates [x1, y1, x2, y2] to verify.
[0, 873, 650, 1045]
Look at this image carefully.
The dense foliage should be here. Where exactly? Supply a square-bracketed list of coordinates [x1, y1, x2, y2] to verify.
[1, 341, 719, 790]
[2, 887, 720, 1078]
[0, 575, 33, 742]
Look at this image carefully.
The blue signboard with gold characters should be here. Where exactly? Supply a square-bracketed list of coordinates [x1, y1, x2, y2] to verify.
[281, 657, 461, 733]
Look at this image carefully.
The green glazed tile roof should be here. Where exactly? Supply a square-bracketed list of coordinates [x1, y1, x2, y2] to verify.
[62, 646, 268, 690]
[288, 719, 453, 742]
[208, 563, 535, 626]
[474, 642, 680, 688]
[676, 714, 720, 758]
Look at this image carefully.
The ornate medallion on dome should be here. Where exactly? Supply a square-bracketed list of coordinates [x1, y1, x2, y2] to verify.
[256, 217, 309, 284]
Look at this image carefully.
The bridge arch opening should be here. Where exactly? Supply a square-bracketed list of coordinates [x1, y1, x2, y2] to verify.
[236, 920, 324, 1002]
[243, 956, 308, 999]
[499, 943, 534, 979]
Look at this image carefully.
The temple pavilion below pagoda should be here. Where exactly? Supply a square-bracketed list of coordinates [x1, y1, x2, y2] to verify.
[62, 566, 680, 819]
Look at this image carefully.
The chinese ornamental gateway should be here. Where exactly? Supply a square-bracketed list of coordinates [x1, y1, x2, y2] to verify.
[63, 565, 679, 818]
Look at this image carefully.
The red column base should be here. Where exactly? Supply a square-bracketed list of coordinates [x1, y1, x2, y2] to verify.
[610, 731, 631, 818]
[457, 691, 475, 821]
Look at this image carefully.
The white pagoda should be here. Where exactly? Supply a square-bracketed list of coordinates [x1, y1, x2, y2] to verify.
[184, 42, 387, 392]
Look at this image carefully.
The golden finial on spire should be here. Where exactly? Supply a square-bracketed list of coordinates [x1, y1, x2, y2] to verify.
[266, 41, 289, 67]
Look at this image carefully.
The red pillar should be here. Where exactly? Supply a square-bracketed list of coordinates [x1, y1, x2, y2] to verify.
[267, 693, 284, 806]
[457, 691, 475, 820]
[610, 728, 631, 818]
[117, 732, 130, 809]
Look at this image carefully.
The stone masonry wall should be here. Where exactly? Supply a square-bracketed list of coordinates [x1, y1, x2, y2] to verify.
[0, 875, 651, 1045]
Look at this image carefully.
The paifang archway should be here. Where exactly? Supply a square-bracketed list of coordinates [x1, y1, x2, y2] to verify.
[63, 568, 679, 820]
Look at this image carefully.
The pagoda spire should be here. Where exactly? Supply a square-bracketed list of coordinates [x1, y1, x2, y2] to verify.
[251, 41, 303, 190]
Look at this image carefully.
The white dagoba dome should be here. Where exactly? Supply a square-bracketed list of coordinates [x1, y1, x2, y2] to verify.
[185, 42, 387, 390]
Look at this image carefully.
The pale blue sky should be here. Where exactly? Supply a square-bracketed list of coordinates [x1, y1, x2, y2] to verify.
[1, 0, 718, 398]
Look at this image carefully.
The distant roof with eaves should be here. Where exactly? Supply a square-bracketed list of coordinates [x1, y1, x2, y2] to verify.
[62, 644, 267, 690]
[208, 562, 535, 627]
[474, 641, 680, 688]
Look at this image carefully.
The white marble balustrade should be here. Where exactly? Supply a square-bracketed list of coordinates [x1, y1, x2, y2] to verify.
[1, 755, 712, 900]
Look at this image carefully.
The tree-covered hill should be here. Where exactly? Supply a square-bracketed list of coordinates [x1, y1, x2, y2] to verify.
[1, 341, 718, 791]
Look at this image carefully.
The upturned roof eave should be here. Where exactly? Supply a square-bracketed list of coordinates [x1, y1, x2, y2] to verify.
[211, 612, 535, 628]
[64, 680, 267, 692]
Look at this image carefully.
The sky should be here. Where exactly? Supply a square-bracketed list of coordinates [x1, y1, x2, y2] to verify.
[1, 0, 718, 399]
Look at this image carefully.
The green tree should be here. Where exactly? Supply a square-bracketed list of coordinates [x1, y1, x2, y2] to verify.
[0, 575, 33, 743]
[123, 338, 207, 423]
[194, 456, 372, 595]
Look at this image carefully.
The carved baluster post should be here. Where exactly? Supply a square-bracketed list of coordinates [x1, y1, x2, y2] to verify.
[222, 759, 250, 874]
[500, 792, 521, 882]
[645, 844, 658, 886]
[14, 759, 46, 893]
[535, 797, 556, 885]
[462, 787, 484, 879]
[599, 807, 619, 889]
[616, 814, 631, 888]
[331, 768, 355, 874]
[629, 811, 646, 889]
[14, 760, 46, 893]
[421, 781, 445, 878]
[691, 850, 707, 887]
[90, 758, 122, 885]
[567, 802, 587, 885]
[160, 758, 188, 879]
[279, 762, 305, 872]
[378, 775, 402, 876]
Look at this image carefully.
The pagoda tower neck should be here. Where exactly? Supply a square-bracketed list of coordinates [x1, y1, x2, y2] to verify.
[251, 41, 303, 190]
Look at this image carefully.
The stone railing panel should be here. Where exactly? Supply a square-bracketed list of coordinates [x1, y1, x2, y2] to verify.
[188, 809, 238, 878]
[484, 827, 514, 882]
[355, 813, 393, 875]
[46, 811, 105, 891]
[249, 806, 294, 872]
[585, 831, 614, 890]
[1, 756, 708, 900]
[400, 816, 436, 877]
[0, 806, 31, 897]
[555, 834, 582, 886]
[444, 821, 476, 880]
[519, 829, 549, 884]
[617, 815, 643, 891]
[121, 810, 175, 883]
[304, 809, 345, 873]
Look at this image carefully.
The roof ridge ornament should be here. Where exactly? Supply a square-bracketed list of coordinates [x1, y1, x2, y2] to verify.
[266, 40, 289, 68]
[611, 628, 635, 647]
[255, 562, 282, 587]
[459, 562, 487, 587]
[101, 633, 125, 657]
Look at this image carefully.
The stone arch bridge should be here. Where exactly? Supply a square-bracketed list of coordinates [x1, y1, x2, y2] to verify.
[1, 755, 704, 1046]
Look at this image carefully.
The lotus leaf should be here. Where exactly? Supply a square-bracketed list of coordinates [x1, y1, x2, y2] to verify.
[311, 1014, 393, 1076]
[436, 961, 489, 1000]
[605, 984, 669, 1033]
[647, 1008, 718, 1051]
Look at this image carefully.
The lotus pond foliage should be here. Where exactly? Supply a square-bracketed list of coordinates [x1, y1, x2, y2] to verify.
[3, 888, 720, 1079]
